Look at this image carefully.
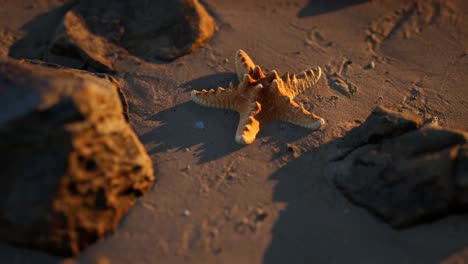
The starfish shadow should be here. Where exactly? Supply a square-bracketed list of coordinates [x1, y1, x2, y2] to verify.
[140, 100, 314, 164]
[140, 102, 243, 164]
[181, 72, 238, 92]
[297, 0, 368, 17]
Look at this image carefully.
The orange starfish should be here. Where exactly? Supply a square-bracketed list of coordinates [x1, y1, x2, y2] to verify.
[191, 49, 325, 144]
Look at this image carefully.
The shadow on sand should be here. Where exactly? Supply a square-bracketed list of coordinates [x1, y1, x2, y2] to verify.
[297, 0, 368, 17]
[140, 101, 243, 164]
[0, 242, 60, 264]
[181, 72, 238, 92]
[263, 135, 468, 263]
[8, 2, 75, 61]
[140, 100, 314, 164]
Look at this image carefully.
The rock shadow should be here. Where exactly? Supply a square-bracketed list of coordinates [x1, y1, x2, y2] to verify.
[0, 243, 60, 264]
[263, 107, 468, 264]
[8, 2, 75, 61]
[298, 0, 368, 17]
[263, 140, 373, 264]
[263, 138, 468, 263]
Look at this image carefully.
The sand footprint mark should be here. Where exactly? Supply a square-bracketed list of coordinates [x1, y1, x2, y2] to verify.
[366, 0, 458, 58]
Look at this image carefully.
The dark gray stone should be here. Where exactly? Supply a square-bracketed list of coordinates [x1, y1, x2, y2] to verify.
[334, 106, 468, 228]
[49, 0, 216, 72]
[0, 59, 154, 256]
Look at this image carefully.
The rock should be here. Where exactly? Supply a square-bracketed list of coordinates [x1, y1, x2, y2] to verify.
[332, 106, 423, 161]
[456, 145, 468, 204]
[441, 247, 468, 264]
[49, 0, 216, 71]
[337, 106, 423, 150]
[0, 29, 15, 60]
[49, 11, 120, 73]
[334, 106, 468, 228]
[364, 61, 375, 70]
[0, 59, 154, 256]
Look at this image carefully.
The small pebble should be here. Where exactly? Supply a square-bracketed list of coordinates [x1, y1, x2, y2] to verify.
[425, 116, 439, 125]
[210, 228, 219, 237]
[226, 173, 236, 180]
[195, 121, 205, 129]
[364, 61, 375, 70]
[254, 209, 268, 222]
[304, 38, 314, 46]
[287, 143, 301, 158]
[182, 210, 191, 217]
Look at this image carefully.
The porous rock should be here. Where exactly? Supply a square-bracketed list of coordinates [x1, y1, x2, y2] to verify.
[337, 106, 424, 150]
[334, 106, 468, 227]
[0, 59, 154, 256]
[49, 0, 216, 72]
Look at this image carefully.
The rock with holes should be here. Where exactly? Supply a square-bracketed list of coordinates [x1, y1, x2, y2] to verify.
[0, 59, 154, 256]
[49, 0, 216, 72]
[337, 106, 423, 150]
[334, 106, 468, 228]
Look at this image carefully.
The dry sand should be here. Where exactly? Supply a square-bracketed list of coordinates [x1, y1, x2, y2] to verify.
[0, 0, 467, 263]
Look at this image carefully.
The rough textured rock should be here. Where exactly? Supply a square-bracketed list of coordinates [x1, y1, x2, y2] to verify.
[0, 59, 154, 256]
[49, 11, 120, 73]
[441, 247, 468, 264]
[334, 106, 468, 228]
[0, 29, 15, 60]
[49, 0, 216, 71]
[337, 106, 424, 150]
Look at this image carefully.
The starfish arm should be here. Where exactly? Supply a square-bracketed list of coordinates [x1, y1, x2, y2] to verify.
[235, 101, 262, 144]
[191, 84, 239, 110]
[235, 49, 255, 81]
[191, 49, 325, 144]
[283, 66, 322, 98]
[268, 73, 290, 96]
[274, 97, 325, 130]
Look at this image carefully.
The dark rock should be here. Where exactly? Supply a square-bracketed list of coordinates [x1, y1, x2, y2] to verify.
[49, 0, 216, 71]
[334, 106, 468, 228]
[49, 11, 120, 73]
[456, 145, 468, 204]
[0, 59, 154, 256]
[441, 247, 468, 264]
[337, 106, 423, 150]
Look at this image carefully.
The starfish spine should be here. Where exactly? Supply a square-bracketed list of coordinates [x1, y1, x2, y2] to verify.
[235, 49, 255, 81]
[284, 67, 322, 98]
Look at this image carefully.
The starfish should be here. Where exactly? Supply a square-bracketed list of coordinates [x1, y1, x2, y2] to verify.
[191, 49, 325, 144]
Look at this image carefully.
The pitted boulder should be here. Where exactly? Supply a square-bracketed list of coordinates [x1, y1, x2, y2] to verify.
[0, 59, 154, 256]
[49, 0, 216, 72]
[334, 106, 468, 228]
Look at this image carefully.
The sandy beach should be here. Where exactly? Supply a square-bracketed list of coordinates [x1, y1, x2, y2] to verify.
[0, 0, 467, 263]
